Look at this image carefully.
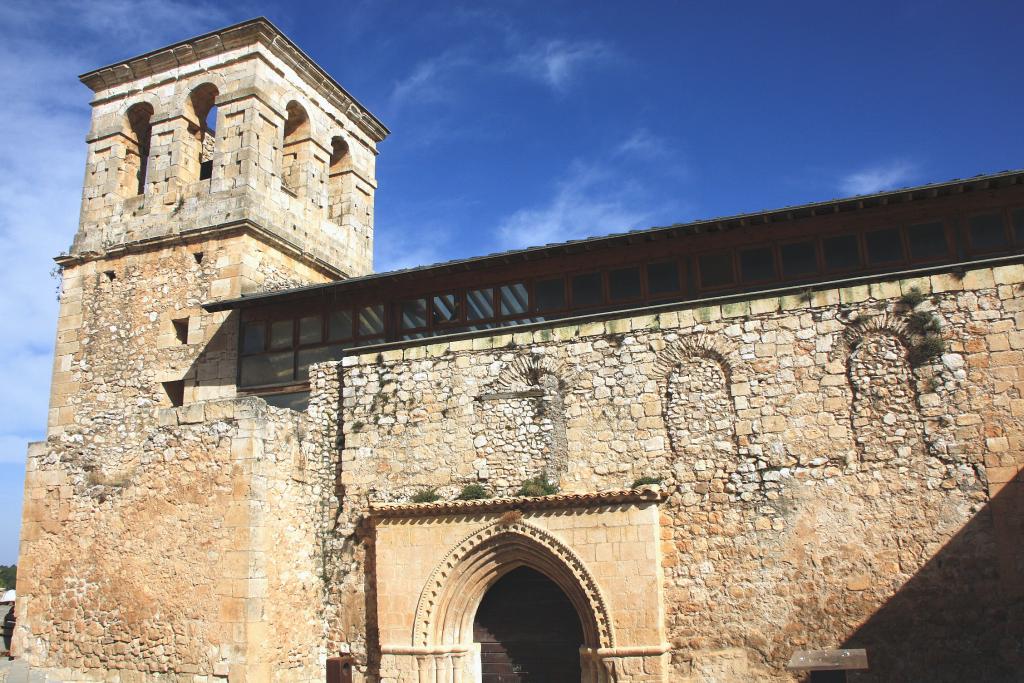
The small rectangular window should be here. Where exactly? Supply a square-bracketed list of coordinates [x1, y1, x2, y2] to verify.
[740, 247, 776, 282]
[780, 242, 817, 277]
[400, 299, 427, 330]
[969, 213, 1007, 251]
[535, 278, 566, 312]
[240, 351, 294, 386]
[269, 320, 293, 349]
[467, 288, 495, 320]
[359, 304, 384, 336]
[608, 267, 642, 301]
[865, 228, 904, 265]
[647, 261, 680, 296]
[823, 234, 861, 271]
[698, 252, 734, 289]
[571, 272, 603, 308]
[241, 322, 265, 354]
[328, 310, 353, 340]
[162, 380, 184, 408]
[1013, 208, 1024, 245]
[172, 318, 190, 345]
[432, 294, 461, 324]
[499, 283, 528, 316]
[298, 316, 322, 345]
[906, 222, 948, 260]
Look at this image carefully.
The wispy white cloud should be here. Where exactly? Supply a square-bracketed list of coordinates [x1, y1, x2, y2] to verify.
[389, 49, 473, 111]
[508, 39, 615, 91]
[616, 128, 675, 160]
[839, 160, 917, 195]
[496, 160, 656, 250]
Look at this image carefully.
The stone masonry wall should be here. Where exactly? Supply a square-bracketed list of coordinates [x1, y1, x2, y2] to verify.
[49, 233, 333, 434]
[16, 398, 325, 682]
[323, 263, 1024, 682]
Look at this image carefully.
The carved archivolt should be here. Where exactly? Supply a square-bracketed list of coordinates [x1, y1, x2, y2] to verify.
[411, 519, 614, 649]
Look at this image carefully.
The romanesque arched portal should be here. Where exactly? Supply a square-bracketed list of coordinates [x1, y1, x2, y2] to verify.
[372, 492, 671, 683]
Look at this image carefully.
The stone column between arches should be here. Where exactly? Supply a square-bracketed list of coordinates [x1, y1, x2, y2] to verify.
[371, 490, 670, 683]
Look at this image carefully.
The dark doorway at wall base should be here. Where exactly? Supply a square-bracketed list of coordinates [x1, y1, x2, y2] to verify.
[473, 566, 584, 683]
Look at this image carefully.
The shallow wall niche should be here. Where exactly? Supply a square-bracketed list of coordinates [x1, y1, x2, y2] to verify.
[654, 335, 739, 465]
[839, 315, 925, 461]
[472, 354, 572, 493]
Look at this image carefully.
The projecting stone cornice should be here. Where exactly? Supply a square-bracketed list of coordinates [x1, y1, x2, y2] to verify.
[368, 486, 667, 519]
[78, 17, 389, 142]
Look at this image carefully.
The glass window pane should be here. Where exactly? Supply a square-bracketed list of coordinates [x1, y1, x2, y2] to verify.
[740, 247, 776, 282]
[241, 322, 265, 354]
[467, 288, 494, 320]
[432, 293, 460, 323]
[647, 261, 680, 296]
[609, 267, 642, 301]
[240, 351, 294, 386]
[969, 213, 1007, 251]
[298, 316, 322, 345]
[535, 278, 565, 311]
[499, 283, 528, 316]
[297, 345, 345, 380]
[261, 391, 309, 412]
[269, 320, 293, 349]
[699, 253, 733, 289]
[906, 222, 947, 260]
[328, 310, 353, 340]
[400, 299, 427, 330]
[1013, 208, 1024, 245]
[823, 234, 860, 271]
[359, 304, 384, 336]
[780, 242, 817, 277]
[865, 228, 904, 264]
[571, 272, 602, 307]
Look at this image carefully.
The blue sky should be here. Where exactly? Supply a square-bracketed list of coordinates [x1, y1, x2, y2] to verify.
[1, 0, 1022, 564]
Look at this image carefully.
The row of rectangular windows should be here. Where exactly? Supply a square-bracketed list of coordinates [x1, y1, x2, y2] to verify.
[238, 207, 1024, 389]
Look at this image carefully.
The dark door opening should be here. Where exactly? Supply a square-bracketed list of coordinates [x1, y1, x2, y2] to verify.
[473, 566, 584, 683]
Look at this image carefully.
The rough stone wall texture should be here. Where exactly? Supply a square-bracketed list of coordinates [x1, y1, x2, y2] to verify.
[49, 233, 332, 434]
[326, 264, 1024, 682]
[76, 38, 378, 278]
[16, 399, 324, 682]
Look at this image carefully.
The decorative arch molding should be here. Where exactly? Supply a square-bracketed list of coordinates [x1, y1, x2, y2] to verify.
[831, 313, 914, 362]
[491, 353, 576, 393]
[411, 518, 614, 650]
[652, 332, 744, 386]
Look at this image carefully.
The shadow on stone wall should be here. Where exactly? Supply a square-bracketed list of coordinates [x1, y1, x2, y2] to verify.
[843, 469, 1024, 682]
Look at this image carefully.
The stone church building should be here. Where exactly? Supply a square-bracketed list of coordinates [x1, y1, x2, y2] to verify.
[11, 17, 1024, 683]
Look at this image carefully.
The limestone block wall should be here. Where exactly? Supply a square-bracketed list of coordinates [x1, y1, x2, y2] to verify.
[76, 31, 380, 278]
[15, 398, 325, 682]
[326, 263, 1024, 682]
[49, 233, 333, 435]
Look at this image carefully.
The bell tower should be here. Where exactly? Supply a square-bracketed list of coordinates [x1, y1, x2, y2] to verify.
[48, 18, 388, 433]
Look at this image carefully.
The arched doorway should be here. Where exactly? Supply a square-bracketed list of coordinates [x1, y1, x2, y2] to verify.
[473, 566, 584, 682]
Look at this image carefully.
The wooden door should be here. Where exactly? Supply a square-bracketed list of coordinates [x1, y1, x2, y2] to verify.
[473, 566, 584, 683]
